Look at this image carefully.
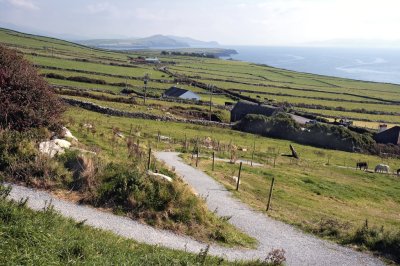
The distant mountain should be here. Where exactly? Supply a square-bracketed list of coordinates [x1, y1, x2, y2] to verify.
[77, 35, 220, 50]
[167, 35, 219, 48]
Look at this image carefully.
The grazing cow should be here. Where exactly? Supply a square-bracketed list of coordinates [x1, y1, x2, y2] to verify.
[356, 162, 368, 171]
[375, 164, 390, 173]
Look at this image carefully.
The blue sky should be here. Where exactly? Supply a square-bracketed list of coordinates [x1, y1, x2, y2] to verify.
[0, 0, 399, 45]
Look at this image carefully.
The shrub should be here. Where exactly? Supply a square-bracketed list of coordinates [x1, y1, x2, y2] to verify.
[234, 112, 301, 138]
[234, 113, 375, 152]
[66, 76, 106, 85]
[345, 222, 400, 263]
[60, 150, 99, 192]
[312, 218, 350, 238]
[0, 46, 64, 131]
[96, 163, 205, 224]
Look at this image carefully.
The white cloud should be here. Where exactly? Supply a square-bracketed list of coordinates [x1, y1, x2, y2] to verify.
[8, 0, 39, 10]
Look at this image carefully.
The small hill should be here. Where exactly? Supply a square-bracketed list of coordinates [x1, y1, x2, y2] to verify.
[77, 34, 219, 49]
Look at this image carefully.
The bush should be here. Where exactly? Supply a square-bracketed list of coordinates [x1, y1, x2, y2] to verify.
[345, 222, 400, 263]
[0, 46, 64, 131]
[233, 112, 300, 139]
[234, 113, 375, 152]
[66, 76, 106, 85]
[96, 163, 205, 225]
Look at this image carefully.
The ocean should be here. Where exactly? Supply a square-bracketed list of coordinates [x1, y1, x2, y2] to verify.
[223, 46, 400, 85]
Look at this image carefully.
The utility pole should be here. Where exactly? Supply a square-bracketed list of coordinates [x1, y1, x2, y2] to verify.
[143, 73, 149, 105]
[209, 84, 213, 121]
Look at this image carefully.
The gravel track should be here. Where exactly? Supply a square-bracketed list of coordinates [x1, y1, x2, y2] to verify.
[4, 152, 384, 265]
[154, 152, 384, 265]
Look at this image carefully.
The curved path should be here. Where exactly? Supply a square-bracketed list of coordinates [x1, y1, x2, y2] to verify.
[5, 152, 383, 265]
[155, 152, 383, 265]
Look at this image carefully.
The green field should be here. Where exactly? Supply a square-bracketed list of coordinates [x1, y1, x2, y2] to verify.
[2, 27, 400, 128]
[1, 28, 400, 263]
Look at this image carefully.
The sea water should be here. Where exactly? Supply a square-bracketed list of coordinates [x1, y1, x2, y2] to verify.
[223, 46, 400, 85]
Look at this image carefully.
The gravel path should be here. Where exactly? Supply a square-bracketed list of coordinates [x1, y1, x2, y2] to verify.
[155, 152, 384, 266]
[4, 152, 384, 265]
[212, 157, 264, 167]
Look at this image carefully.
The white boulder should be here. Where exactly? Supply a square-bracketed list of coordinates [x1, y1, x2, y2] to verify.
[39, 139, 71, 158]
[147, 170, 173, 182]
[61, 127, 78, 141]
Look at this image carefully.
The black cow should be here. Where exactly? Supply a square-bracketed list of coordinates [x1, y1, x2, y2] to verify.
[356, 162, 368, 171]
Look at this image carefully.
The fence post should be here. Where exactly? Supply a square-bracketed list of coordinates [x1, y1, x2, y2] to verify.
[184, 134, 187, 152]
[196, 149, 199, 167]
[251, 140, 255, 167]
[266, 177, 275, 211]
[147, 147, 152, 170]
[212, 151, 215, 171]
[236, 162, 243, 191]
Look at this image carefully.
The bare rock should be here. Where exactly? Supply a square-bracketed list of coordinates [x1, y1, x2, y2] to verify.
[39, 139, 71, 158]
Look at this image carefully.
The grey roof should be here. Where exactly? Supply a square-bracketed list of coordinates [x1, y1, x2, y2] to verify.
[374, 126, 400, 145]
[163, 86, 190, 97]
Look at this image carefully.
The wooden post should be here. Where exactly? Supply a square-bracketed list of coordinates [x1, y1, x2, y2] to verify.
[236, 162, 243, 191]
[290, 144, 299, 159]
[129, 124, 133, 136]
[147, 147, 152, 170]
[212, 151, 215, 171]
[157, 130, 160, 142]
[251, 139, 255, 167]
[184, 134, 187, 151]
[266, 177, 275, 211]
[196, 149, 199, 167]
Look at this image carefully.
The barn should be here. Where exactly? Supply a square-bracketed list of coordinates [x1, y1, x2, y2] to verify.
[162, 86, 200, 101]
[230, 101, 277, 122]
[374, 126, 400, 145]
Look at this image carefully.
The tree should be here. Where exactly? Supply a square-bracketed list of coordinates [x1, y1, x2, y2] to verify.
[0, 46, 64, 131]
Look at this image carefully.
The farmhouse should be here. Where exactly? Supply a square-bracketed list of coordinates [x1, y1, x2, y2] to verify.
[145, 57, 160, 64]
[162, 86, 200, 101]
[230, 101, 277, 122]
[374, 126, 400, 145]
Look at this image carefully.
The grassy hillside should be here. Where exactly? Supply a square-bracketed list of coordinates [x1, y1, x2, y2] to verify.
[1, 27, 400, 128]
[1, 28, 399, 262]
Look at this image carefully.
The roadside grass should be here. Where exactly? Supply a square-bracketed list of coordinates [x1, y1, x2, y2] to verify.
[0, 186, 263, 265]
[64, 107, 400, 260]
[0, 126, 256, 249]
[180, 155, 400, 262]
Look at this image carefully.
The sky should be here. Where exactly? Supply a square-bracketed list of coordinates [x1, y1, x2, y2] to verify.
[0, 0, 400, 46]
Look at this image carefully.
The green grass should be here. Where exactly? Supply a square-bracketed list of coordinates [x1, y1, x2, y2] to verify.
[63, 107, 400, 256]
[2, 27, 400, 262]
[3, 27, 400, 126]
[0, 187, 258, 265]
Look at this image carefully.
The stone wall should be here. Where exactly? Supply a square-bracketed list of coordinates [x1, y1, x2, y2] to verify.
[64, 98, 231, 128]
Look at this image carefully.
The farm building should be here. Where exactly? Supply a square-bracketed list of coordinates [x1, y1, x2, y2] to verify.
[145, 57, 160, 64]
[230, 101, 277, 122]
[162, 86, 200, 101]
[374, 126, 400, 145]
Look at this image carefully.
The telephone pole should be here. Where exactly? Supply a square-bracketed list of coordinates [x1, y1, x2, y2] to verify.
[209, 84, 213, 121]
[143, 73, 149, 105]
